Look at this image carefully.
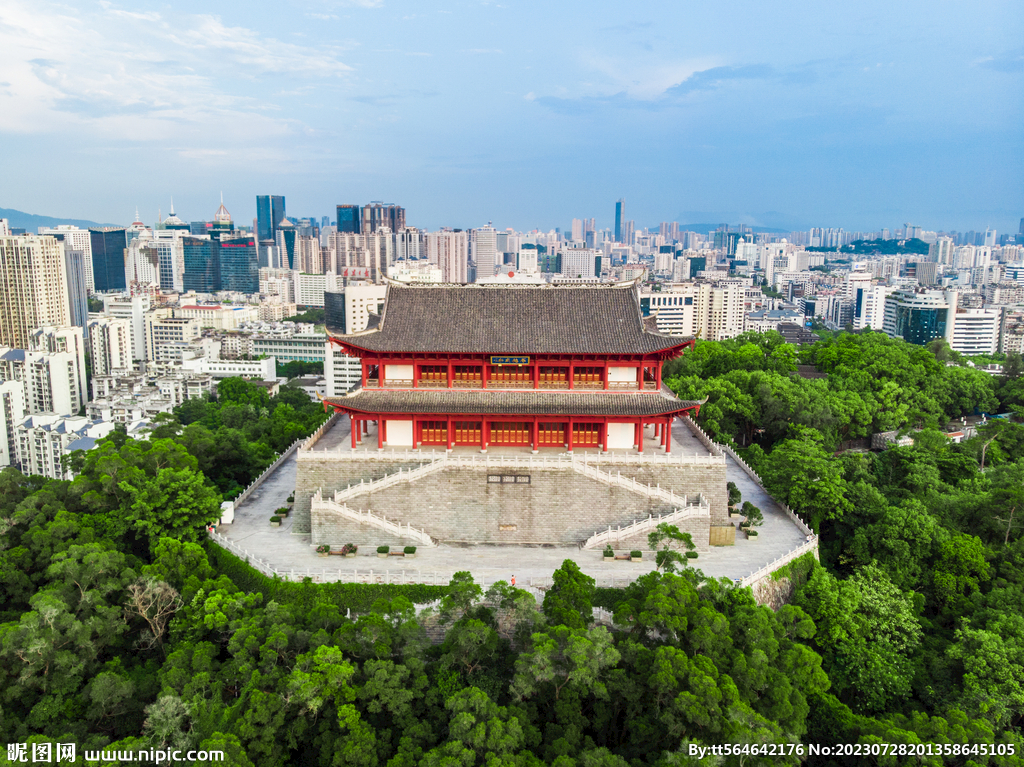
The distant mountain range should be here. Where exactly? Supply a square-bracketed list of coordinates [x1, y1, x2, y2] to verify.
[673, 223, 792, 234]
[0, 207, 118, 231]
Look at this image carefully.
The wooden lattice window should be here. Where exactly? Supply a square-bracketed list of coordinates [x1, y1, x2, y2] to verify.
[421, 421, 448, 443]
[538, 422, 566, 445]
[490, 422, 530, 444]
[454, 421, 482, 444]
[572, 423, 600, 446]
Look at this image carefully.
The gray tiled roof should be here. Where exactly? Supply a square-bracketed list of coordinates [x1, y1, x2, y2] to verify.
[329, 284, 690, 355]
[323, 389, 700, 417]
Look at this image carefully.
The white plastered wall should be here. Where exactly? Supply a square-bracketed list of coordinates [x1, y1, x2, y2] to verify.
[606, 422, 634, 449]
[386, 419, 413, 446]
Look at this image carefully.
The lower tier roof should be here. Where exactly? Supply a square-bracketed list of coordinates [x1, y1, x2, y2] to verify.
[323, 389, 700, 417]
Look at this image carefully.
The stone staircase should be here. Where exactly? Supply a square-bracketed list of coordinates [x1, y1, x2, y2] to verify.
[332, 460, 447, 504]
[580, 495, 710, 550]
[310, 488, 438, 547]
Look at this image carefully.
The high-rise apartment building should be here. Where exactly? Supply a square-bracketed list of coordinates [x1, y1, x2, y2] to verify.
[323, 284, 388, 397]
[0, 330, 86, 417]
[64, 246, 89, 337]
[89, 228, 128, 292]
[428, 230, 469, 283]
[124, 236, 161, 286]
[101, 293, 150, 362]
[31, 326, 87, 411]
[39, 225, 94, 292]
[695, 282, 745, 341]
[277, 218, 296, 269]
[0, 380, 26, 468]
[622, 220, 635, 247]
[0, 235, 71, 350]
[614, 199, 625, 243]
[473, 225, 498, 282]
[295, 235, 324, 274]
[571, 219, 584, 243]
[88, 316, 133, 377]
[560, 248, 598, 279]
[361, 203, 405, 234]
[395, 228, 424, 262]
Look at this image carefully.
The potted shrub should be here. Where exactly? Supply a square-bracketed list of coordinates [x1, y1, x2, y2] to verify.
[269, 515, 281, 528]
[685, 551, 699, 560]
[404, 546, 417, 558]
[377, 545, 389, 559]
[287, 495, 295, 504]
[630, 550, 643, 562]
[275, 506, 290, 518]
[603, 545, 615, 562]
[727, 481, 742, 508]
[316, 544, 330, 558]
[345, 543, 358, 558]
[741, 502, 764, 538]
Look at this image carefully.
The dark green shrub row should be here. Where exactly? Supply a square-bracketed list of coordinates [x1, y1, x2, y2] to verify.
[205, 541, 449, 612]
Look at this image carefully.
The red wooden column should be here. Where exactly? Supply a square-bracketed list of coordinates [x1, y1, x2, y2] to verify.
[482, 362, 488, 390]
[636, 365, 643, 391]
[637, 419, 644, 453]
[665, 417, 672, 454]
[600, 420, 607, 453]
[656, 362, 662, 390]
[361, 362, 368, 387]
[350, 415, 358, 448]
[633, 421, 640, 449]
[567, 417, 574, 451]
[447, 360, 453, 388]
[378, 419, 384, 449]
[481, 420, 488, 452]
[603, 360, 609, 390]
[413, 363, 421, 388]
[532, 418, 539, 453]
[447, 416, 454, 451]
[568, 362, 574, 390]
[363, 420, 369, 435]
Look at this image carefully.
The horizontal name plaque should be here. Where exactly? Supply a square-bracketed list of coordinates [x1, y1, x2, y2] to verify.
[487, 474, 531, 485]
[490, 355, 530, 366]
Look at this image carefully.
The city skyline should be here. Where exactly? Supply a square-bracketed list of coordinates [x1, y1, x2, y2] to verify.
[0, 0, 1021, 232]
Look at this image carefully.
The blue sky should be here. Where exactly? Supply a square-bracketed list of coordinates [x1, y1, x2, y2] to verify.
[1, 0, 1021, 233]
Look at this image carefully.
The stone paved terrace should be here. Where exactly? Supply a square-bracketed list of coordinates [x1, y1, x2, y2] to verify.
[216, 416, 809, 587]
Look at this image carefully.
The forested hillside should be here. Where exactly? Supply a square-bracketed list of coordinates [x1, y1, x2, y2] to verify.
[1, 338, 1022, 766]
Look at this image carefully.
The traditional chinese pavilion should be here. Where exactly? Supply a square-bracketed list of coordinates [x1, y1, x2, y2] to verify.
[321, 281, 702, 453]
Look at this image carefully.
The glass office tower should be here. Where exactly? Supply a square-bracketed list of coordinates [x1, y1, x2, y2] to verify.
[88, 228, 128, 292]
[336, 204, 361, 234]
[218, 235, 259, 293]
[182, 238, 218, 292]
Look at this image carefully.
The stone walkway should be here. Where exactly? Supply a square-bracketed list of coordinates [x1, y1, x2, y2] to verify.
[218, 419, 809, 587]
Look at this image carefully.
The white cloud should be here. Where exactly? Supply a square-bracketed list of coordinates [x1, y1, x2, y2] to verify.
[0, 0, 354, 158]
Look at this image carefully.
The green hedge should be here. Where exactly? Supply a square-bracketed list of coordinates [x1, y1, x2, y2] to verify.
[205, 541, 449, 613]
[769, 550, 817, 586]
[593, 586, 626, 611]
